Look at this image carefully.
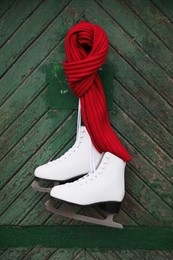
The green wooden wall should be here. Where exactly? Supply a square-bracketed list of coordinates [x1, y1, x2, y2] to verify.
[0, 0, 173, 259]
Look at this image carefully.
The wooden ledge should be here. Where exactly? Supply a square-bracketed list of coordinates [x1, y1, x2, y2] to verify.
[0, 226, 172, 249]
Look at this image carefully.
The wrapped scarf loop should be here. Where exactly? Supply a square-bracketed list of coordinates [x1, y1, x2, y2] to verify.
[63, 21, 131, 162]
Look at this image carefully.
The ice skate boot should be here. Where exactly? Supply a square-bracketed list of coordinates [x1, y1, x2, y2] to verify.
[32, 125, 102, 192]
[46, 152, 126, 228]
[32, 100, 102, 192]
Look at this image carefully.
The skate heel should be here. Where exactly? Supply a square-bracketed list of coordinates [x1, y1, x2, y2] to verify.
[99, 201, 121, 213]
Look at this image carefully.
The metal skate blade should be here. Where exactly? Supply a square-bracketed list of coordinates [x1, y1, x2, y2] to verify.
[45, 199, 123, 229]
[31, 180, 59, 193]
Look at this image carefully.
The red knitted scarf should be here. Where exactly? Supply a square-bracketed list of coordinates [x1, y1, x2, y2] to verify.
[63, 21, 131, 162]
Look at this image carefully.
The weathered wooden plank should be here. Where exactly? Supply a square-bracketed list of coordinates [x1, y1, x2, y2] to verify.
[85, 5, 173, 107]
[122, 192, 159, 226]
[0, 110, 71, 190]
[73, 249, 95, 259]
[0, 0, 43, 47]
[127, 167, 173, 225]
[0, 249, 6, 259]
[19, 138, 76, 225]
[95, 0, 173, 76]
[165, 250, 173, 260]
[22, 247, 56, 260]
[111, 100, 173, 199]
[0, 0, 16, 18]
[0, 187, 50, 225]
[127, 144, 173, 209]
[114, 81, 173, 167]
[113, 249, 143, 260]
[111, 105, 173, 216]
[113, 79, 173, 180]
[0, 0, 86, 106]
[0, 248, 30, 260]
[48, 248, 81, 260]
[123, 0, 173, 52]
[0, 226, 173, 249]
[152, 0, 173, 23]
[0, 88, 48, 160]
[0, 248, 171, 260]
[109, 45, 173, 139]
[0, 112, 76, 218]
[18, 192, 58, 226]
[135, 250, 172, 260]
[0, 43, 59, 136]
[86, 248, 121, 260]
[0, 0, 71, 77]
[114, 53, 173, 126]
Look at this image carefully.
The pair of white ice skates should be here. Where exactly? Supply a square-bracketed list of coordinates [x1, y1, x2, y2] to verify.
[32, 125, 126, 228]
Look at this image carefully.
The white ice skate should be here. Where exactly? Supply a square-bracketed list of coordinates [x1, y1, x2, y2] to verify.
[46, 152, 126, 228]
[31, 101, 102, 192]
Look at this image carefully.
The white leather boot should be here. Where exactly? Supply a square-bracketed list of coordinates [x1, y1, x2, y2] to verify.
[34, 126, 102, 182]
[50, 152, 126, 213]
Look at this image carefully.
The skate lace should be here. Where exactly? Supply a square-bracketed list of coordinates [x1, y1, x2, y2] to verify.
[77, 99, 96, 175]
[48, 100, 83, 165]
[69, 154, 109, 187]
[88, 135, 96, 174]
[47, 99, 97, 172]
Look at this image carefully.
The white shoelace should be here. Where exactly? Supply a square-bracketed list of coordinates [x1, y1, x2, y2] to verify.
[77, 99, 96, 174]
[88, 135, 96, 174]
[76, 98, 82, 145]
[49, 99, 96, 173]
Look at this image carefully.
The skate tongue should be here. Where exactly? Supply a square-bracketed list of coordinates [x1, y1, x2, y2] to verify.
[76, 99, 96, 175]
[76, 99, 81, 145]
[88, 134, 96, 174]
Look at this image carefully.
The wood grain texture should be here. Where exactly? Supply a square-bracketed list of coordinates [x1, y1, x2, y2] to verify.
[123, 0, 173, 52]
[0, 0, 70, 77]
[0, 0, 16, 18]
[95, 0, 173, 76]
[0, 0, 172, 255]
[152, 0, 173, 23]
[0, 0, 43, 47]
[0, 248, 172, 260]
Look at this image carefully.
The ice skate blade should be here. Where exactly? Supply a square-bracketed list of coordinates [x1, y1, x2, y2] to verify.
[45, 199, 123, 229]
[31, 180, 59, 193]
